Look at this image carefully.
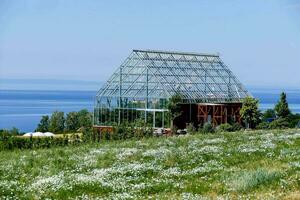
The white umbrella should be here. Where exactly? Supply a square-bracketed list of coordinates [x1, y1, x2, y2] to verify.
[23, 132, 33, 137]
[44, 132, 55, 137]
[33, 132, 45, 137]
[23, 132, 55, 137]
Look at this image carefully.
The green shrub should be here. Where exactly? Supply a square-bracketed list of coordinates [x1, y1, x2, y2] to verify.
[103, 131, 111, 140]
[111, 122, 153, 140]
[201, 123, 215, 134]
[231, 122, 243, 131]
[230, 168, 282, 192]
[269, 118, 289, 129]
[82, 127, 94, 142]
[287, 113, 300, 128]
[113, 124, 127, 140]
[256, 122, 270, 129]
[0, 136, 71, 150]
[186, 123, 196, 134]
[171, 125, 178, 135]
[297, 121, 300, 128]
[262, 109, 276, 121]
[216, 123, 233, 132]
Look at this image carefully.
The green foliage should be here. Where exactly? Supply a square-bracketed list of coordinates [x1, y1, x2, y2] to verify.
[49, 111, 65, 133]
[262, 109, 276, 121]
[110, 122, 152, 140]
[171, 125, 178, 135]
[186, 123, 196, 134]
[230, 168, 282, 192]
[275, 92, 291, 119]
[256, 122, 270, 130]
[167, 94, 182, 121]
[69, 133, 81, 144]
[10, 127, 20, 135]
[0, 135, 70, 150]
[36, 115, 49, 132]
[133, 119, 152, 138]
[65, 112, 79, 131]
[0, 127, 20, 136]
[216, 123, 242, 132]
[240, 97, 261, 128]
[231, 122, 243, 131]
[269, 118, 290, 129]
[86, 121, 153, 142]
[201, 122, 215, 133]
[216, 123, 233, 132]
[287, 113, 300, 128]
[82, 127, 94, 142]
[77, 109, 92, 129]
[297, 121, 300, 128]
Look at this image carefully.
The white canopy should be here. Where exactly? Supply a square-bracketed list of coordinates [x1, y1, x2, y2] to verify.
[44, 132, 55, 137]
[23, 132, 55, 137]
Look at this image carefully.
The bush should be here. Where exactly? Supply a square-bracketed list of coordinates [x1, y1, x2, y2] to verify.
[262, 109, 276, 121]
[186, 123, 196, 134]
[216, 123, 233, 132]
[201, 123, 215, 134]
[231, 123, 243, 131]
[10, 127, 20, 135]
[297, 121, 300, 128]
[0, 135, 71, 150]
[112, 122, 152, 140]
[81, 127, 91, 142]
[256, 122, 270, 130]
[269, 118, 289, 129]
[287, 113, 300, 128]
[171, 125, 178, 135]
[230, 168, 282, 192]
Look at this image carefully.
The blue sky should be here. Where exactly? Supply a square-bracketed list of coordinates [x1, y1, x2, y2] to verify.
[0, 0, 300, 90]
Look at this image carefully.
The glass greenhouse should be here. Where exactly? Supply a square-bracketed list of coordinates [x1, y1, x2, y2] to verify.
[94, 49, 250, 128]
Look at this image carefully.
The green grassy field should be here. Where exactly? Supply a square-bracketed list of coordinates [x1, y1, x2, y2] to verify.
[0, 129, 299, 199]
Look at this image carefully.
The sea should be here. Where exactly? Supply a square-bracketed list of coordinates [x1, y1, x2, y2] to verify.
[1, 89, 300, 132]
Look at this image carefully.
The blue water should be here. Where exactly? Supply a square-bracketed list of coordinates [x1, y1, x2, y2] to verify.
[1, 89, 299, 132]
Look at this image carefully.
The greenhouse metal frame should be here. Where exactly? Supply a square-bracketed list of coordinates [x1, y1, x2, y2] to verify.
[94, 49, 250, 128]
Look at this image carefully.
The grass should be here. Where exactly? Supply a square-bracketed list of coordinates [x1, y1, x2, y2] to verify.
[0, 129, 299, 199]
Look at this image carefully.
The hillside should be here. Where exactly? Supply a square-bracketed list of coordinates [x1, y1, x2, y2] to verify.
[0, 129, 299, 199]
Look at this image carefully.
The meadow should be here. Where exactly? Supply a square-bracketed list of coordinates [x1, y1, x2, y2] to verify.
[0, 129, 299, 199]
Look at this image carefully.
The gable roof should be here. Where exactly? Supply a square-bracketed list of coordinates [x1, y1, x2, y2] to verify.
[96, 49, 250, 103]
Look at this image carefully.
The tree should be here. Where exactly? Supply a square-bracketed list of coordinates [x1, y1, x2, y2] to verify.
[167, 94, 183, 128]
[240, 96, 261, 129]
[65, 112, 79, 131]
[49, 111, 65, 133]
[275, 92, 291, 119]
[263, 109, 276, 121]
[77, 109, 92, 129]
[36, 115, 49, 132]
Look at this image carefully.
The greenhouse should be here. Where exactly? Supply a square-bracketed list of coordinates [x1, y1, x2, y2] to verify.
[94, 49, 250, 128]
